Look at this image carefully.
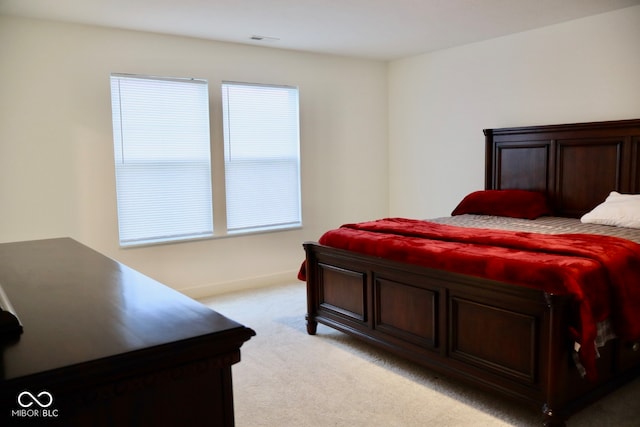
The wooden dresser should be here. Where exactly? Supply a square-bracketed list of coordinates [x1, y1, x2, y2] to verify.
[0, 238, 254, 426]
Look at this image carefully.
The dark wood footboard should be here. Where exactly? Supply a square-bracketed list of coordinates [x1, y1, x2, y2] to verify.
[303, 242, 640, 426]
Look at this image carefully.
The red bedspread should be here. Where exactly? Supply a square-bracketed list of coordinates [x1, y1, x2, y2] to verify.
[300, 218, 640, 379]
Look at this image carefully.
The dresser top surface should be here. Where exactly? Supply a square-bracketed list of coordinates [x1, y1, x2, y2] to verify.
[0, 238, 253, 380]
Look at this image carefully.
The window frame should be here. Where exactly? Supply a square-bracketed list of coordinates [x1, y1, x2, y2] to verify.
[110, 75, 303, 247]
[110, 73, 214, 247]
[220, 81, 303, 235]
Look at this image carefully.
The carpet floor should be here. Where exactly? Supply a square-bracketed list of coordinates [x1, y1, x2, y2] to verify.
[201, 283, 640, 426]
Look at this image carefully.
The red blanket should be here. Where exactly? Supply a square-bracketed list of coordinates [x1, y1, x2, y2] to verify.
[300, 218, 640, 380]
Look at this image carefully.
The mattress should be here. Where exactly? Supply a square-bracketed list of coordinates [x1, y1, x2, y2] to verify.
[430, 214, 640, 245]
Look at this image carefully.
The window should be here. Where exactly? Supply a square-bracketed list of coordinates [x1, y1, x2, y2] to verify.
[110, 76, 301, 246]
[110, 74, 213, 246]
[222, 82, 302, 233]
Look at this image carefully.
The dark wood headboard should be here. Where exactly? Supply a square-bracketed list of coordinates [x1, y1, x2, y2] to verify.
[484, 118, 640, 217]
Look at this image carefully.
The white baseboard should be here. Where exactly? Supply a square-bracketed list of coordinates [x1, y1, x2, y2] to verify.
[180, 270, 300, 299]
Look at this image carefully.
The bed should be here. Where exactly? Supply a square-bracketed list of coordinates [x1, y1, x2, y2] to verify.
[299, 118, 640, 426]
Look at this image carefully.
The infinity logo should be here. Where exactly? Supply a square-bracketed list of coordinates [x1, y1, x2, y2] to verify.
[17, 391, 53, 408]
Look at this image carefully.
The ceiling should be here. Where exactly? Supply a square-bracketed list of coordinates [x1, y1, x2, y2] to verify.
[1, 0, 639, 61]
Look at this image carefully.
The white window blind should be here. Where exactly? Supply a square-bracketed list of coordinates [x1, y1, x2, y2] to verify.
[222, 82, 302, 233]
[110, 74, 213, 246]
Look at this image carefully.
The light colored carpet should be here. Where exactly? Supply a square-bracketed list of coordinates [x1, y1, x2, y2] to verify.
[201, 283, 640, 426]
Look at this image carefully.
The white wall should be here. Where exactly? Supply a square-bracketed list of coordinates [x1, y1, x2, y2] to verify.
[0, 16, 389, 296]
[389, 6, 640, 219]
[4, 6, 639, 297]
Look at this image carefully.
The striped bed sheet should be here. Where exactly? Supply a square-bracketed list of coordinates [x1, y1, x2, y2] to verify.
[430, 214, 640, 245]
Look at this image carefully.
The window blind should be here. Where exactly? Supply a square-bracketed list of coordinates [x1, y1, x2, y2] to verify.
[110, 74, 213, 246]
[221, 82, 302, 233]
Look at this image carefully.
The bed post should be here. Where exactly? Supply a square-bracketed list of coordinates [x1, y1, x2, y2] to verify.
[303, 243, 319, 335]
[483, 128, 495, 190]
[542, 292, 569, 427]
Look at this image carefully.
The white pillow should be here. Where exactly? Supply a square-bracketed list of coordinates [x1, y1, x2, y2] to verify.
[581, 191, 640, 229]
